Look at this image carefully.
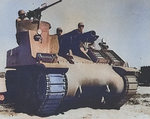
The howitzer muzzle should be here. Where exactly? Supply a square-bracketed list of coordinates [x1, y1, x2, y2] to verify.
[75, 30, 99, 43]
[90, 30, 96, 35]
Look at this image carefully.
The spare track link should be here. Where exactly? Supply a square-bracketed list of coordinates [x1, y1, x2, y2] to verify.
[37, 74, 67, 116]
[114, 71, 138, 108]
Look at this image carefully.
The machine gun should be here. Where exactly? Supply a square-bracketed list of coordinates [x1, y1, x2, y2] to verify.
[26, 0, 62, 21]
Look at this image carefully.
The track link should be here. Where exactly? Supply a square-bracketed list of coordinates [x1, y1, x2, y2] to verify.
[37, 74, 67, 116]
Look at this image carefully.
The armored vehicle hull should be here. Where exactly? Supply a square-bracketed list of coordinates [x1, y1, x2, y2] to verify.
[5, 17, 138, 116]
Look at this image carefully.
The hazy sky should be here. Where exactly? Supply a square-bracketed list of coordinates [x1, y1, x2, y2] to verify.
[0, 0, 150, 71]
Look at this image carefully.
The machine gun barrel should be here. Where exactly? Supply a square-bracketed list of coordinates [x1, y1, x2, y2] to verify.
[40, 0, 62, 11]
[26, 0, 62, 21]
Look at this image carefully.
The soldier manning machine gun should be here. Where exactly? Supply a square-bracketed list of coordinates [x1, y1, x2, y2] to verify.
[5, 0, 138, 117]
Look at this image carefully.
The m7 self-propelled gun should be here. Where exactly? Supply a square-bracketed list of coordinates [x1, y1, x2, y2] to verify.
[5, 0, 138, 116]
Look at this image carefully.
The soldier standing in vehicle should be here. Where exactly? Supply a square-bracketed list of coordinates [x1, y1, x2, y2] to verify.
[70, 22, 84, 39]
[77, 22, 84, 34]
[56, 27, 63, 37]
[16, 10, 26, 26]
[99, 38, 109, 50]
[16, 10, 26, 45]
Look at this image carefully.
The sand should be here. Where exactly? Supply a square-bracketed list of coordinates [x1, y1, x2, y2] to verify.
[0, 86, 150, 119]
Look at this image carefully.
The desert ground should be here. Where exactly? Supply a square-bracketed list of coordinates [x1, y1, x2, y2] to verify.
[0, 76, 150, 119]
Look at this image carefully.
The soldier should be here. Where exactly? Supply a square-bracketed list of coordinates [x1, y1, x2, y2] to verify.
[70, 22, 84, 39]
[16, 10, 26, 45]
[77, 22, 84, 34]
[56, 27, 63, 37]
[99, 38, 109, 50]
[16, 10, 26, 23]
[16, 10, 27, 29]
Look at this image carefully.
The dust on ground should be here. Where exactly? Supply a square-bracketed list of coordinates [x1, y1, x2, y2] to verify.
[0, 86, 150, 119]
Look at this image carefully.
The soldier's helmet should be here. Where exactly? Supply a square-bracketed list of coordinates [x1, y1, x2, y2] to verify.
[101, 38, 106, 44]
[78, 22, 84, 28]
[18, 10, 26, 16]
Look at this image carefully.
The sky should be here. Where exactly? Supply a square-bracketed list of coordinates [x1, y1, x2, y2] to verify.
[0, 0, 150, 71]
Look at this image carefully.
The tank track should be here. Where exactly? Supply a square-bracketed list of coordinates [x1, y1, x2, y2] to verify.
[5, 69, 68, 116]
[37, 74, 67, 116]
[104, 68, 138, 109]
[114, 74, 138, 108]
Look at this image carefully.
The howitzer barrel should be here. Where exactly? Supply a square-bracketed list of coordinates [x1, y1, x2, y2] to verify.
[58, 30, 99, 57]
[59, 30, 99, 45]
